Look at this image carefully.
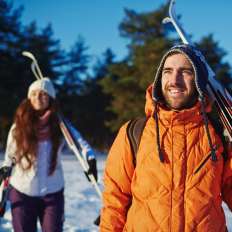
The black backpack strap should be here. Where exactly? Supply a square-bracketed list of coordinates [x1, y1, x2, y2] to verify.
[126, 117, 147, 167]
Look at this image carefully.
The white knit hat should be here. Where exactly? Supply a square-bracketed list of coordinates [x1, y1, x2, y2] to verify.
[28, 78, 56, 99]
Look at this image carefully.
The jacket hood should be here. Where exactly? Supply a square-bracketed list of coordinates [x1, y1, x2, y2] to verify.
[152, 44, 209, 102]
[145, 85, 154, 117]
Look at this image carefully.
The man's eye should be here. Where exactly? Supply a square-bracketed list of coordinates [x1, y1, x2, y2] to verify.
[182, 70, 193, 75]
[162, 70, 171, 75]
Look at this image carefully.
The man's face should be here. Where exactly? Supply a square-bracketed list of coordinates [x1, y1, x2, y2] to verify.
[161, 53, 198, 110]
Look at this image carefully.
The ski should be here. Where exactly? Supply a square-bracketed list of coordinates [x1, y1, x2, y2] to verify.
[58, 114, 102, 197]
[163, 0, 232, 141]
[22, 52, 102, 199]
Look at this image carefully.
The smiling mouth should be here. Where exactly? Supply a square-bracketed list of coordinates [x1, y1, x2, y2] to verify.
[168, 88, 185, 96]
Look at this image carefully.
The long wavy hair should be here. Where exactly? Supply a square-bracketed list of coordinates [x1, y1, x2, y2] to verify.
[12, 98, 62, 175]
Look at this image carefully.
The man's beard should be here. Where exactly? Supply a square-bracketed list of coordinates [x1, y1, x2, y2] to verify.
[162, 86, 198, 110]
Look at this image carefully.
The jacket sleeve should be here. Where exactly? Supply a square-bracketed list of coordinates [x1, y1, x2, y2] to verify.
[100, 123, 135, 231]
[221, 141, 232, 211]
[2, 125, 16, 167]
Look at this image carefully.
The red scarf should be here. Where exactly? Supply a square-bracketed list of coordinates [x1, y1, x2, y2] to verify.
[36, 110, 52, 141]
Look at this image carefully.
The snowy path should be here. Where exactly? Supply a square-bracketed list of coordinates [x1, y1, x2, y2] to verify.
[0, 155, 103, 232]
[0, 154, 232, 231]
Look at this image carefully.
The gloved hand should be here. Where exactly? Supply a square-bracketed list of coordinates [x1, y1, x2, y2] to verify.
[84, 158, 98, 182]
[0, 166, 11, 184]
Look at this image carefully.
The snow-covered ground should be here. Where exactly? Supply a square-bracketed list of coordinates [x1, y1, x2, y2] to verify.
[0, 154, 232, 231]
[0, 154, 104, 232]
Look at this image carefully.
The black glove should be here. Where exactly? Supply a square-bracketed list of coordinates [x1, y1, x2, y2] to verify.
[84, 158, 98, 182]
[0, 166, 11, 184]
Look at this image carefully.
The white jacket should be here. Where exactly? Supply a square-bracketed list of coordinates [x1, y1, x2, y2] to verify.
[3, 122, 95, 197]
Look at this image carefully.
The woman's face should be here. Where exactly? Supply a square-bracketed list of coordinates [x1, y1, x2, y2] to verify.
[29, 89, 50, 111]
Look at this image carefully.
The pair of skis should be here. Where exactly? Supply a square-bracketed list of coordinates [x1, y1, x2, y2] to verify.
[163, 0, 232, 141]
[21, 52, 102, 199]
[21, 52, 103, 225]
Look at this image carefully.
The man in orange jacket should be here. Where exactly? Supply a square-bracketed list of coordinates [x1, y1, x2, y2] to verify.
[100, 44, 232, 232]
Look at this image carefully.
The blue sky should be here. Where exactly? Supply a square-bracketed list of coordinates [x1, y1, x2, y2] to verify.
[14, 0, 232, 66]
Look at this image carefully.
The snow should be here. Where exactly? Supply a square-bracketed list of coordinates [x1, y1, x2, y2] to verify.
[0, 155, 103, 232]
[0, 154, 232, 231]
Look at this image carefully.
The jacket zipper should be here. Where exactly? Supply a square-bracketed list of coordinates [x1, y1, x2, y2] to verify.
[193, 152, 212, 175]
[193, 145, 219, 175]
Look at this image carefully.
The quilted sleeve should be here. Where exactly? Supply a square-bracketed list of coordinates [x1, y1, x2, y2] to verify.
[100, 123, 135, 232]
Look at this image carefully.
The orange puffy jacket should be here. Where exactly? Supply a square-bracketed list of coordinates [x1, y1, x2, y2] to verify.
[100, 85, 232, 232]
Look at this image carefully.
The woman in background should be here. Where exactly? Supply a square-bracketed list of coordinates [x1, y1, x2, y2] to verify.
[0, 78, 97, 232]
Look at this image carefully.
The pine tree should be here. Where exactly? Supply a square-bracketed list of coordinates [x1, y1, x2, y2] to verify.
[0, 1, 64, 149]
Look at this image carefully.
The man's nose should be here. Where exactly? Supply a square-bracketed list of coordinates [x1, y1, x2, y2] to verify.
[170, 71, 182, 85]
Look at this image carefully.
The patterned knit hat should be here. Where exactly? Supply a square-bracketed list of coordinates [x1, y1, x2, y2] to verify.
[152, 44, 209, 101]
[28, 78, 56, 99]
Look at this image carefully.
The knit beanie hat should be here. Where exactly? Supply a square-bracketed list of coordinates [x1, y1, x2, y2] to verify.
[152, 44, 209, 102]
[28, 78, 56, 99]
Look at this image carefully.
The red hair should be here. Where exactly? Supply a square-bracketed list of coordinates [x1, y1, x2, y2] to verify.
[13, 98, 62, 175]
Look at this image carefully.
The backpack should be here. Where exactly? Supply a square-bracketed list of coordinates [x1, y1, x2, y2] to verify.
[126, 115, 227, 167]
[126, 117, 147, 167]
